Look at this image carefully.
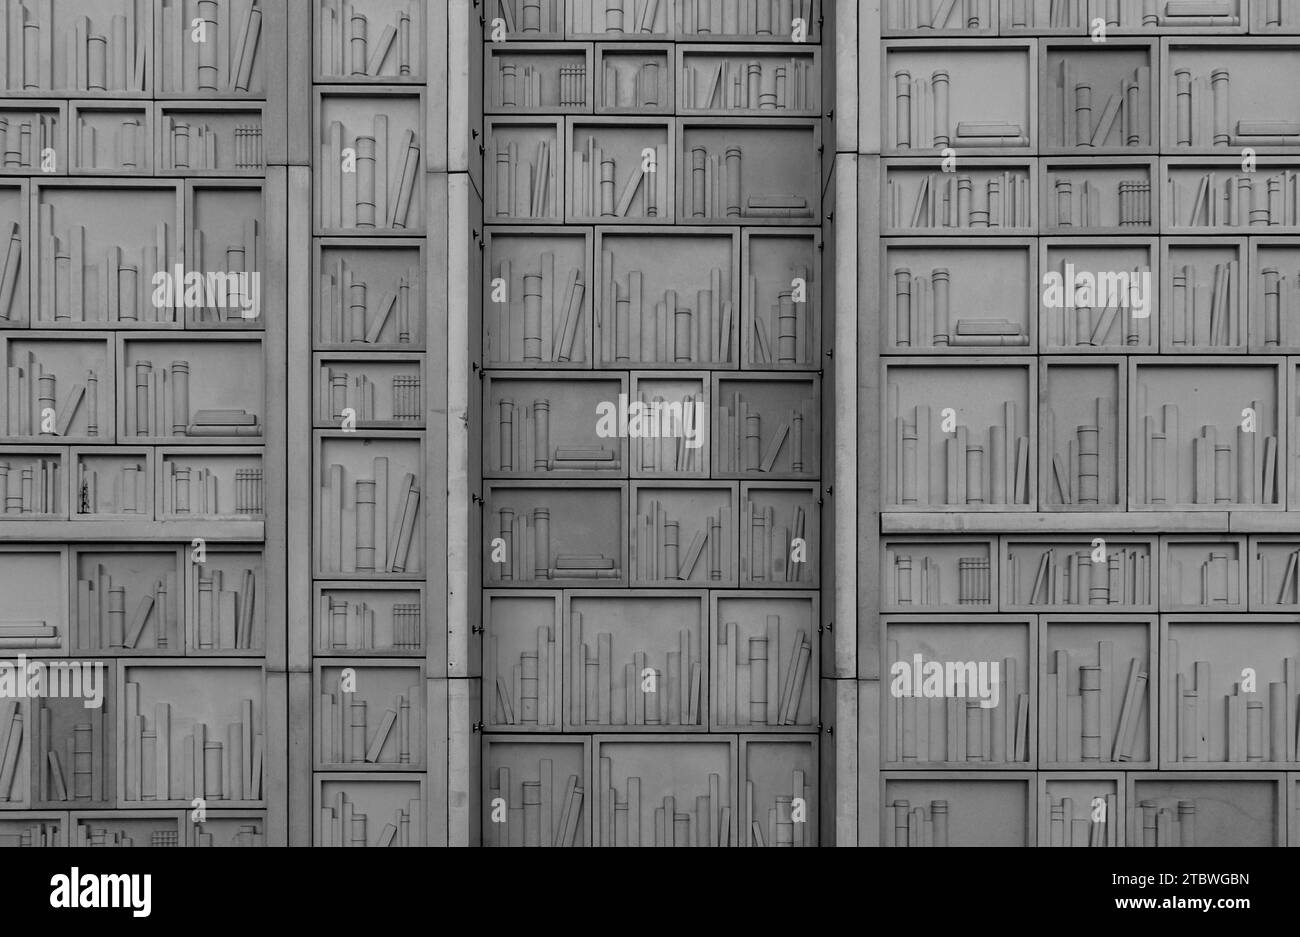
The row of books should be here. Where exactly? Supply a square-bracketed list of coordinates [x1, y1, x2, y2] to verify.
[122, 688, 263, 803]
[486, 620, 817, 727]
[0, 114, 263, 174]
[318, 689, 416, 765]
[0, 700, 24, 800]
[1135, 799, 1198, 846]
[319, 460, 422, 575]
[680, 56, 815, 111]
[486, 761, 812, 846]
[1166, 649, 1299, 763]
[132, 373, 261, 440]
[1, 2, 145, 93]
[605, 60, 661, 110]
[748, 270, 816, 365]
[186, 219, 261, 323]
[319, 792, 421, 846]
[600, 760, 734, 846]
[75, 565, 175, 651]
[894, 265, 1029, 348]
[490, 250, 821, 368]
[318, 259, 416, 345]
[599, 258, 733, 366]
[888, 799, 950, 846]
[569, 137, 668, 219]
[1011, 544, 1153, 607]
[487, 626, 560, 725]
[887, 392, 1032, 506]
[883, 397, 1290, 509]
[1048, 177, 1154, 228]
[678, 0, 817, 37]
[499, 0, 820, 38]
[487, 255, 587, 364]
[75, 562, 258, 652]
[1170, 170, 1299, 229]
[315, 0, 414, 79]
[0, 821, 57, 847]
[160, 0, 262, 95]
[1048, 793, 1118, 846]
[1174, 67, 1297, 150]
[75, 460, 143, 516]
[1044, 647, 1149, 762]
[714, 393, 814, 474]
[0, 457, 59, 515]
[685, 144, 812, 219]
[886, 549, 994, 606]
[894, 70, 1028, 149]
[36, 215, 175, 324]
[500, 0, 563, 36]
[1263, 547, 1300, 606]
[0, 112, 56, 170]
[887, 0, 991, 31]
[1133, 396, 1279, 506]
[494, 504, 620, 581]
[1259, 266, 1300, 348]
[1169, 261, 1241, 348]
[317, 596, 422, 652]
[0, 221, 17, 322]
[80, 826, 178, 847]
[494, 139, 556, 219]
[714, 616, 811, 725]
[485, 760, 583, 846]
[1028, 0, 1243, 29]
[319, 117, 421, 231]
[566, 0, 661, 36]
[568, 614, 701, 726]
[1053, 61, 1152, 149]
[318, 368, 422, 423]
[492, 396, 620, 474]
[164, 118, 264, 172]
[1045, 396, 1115, 506]
[496, 61, 589, 109]
[887, 651, 1031, 763]
[738, 493, 811, 584]
[747, 772, 810, 846]
[893, 542, 1300, 608]
[888, 172, 1033, 231]
[1045, 278, 1152, 348]
[160, 464, 265, 517]
[1167, 550, 1239, 605]
[186, 564, 259, 651]
[73, 117, 144, 172]
[630, 393, 703, 474]
[32, 695, 105, 803]
[635, 496, 732, 581]
[891, 693, 1034, 763]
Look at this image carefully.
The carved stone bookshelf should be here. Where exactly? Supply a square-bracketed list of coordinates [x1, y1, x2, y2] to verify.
[1037, 771, 1126, 846]
[883, 39, 1038, 157]
[883, 358, 1038, 511]
[481, 734, 590, 845]
[882, 614, 1038, 770]
[885, 157, 1038, 237]
[885, 237, 1038, 353]
[883, 535, 999, 612]
[1127, 772, 1285, 845]
[882, 772, 1037, 846]
[1038, 614, 1157, 769]
[1039, 356, 1126, 509]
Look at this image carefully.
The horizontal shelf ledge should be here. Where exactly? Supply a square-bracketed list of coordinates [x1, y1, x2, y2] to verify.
[881, 512, 1231, 533]
[0, 520, 265, 542]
